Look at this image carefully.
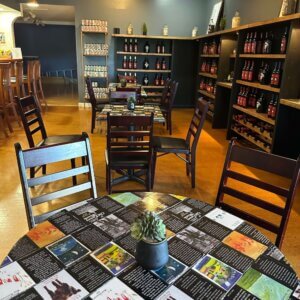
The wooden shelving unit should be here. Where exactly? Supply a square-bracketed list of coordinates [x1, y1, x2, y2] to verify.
[117, 68, 171, 73]
[233, 105, 275, 125]
[112, 33, 193, 40]
[236, 80, 281, 93]
[280, 98, 300, 110]
[200, 54, 220, 58]
[239, 54, 286, 59]
[198, 72, 217, 79]
[217, 82, 232, 89]
[198, 90, 216, 100]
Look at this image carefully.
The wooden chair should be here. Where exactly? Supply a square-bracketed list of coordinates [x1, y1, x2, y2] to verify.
[15, 94, 83, 180]
[0, 62, 21, 131]
[11, 61, 26, 98]
[152, 99, 208, 188]
[105, 113, 154, 193]
[215, 139, 300, 249]
[0, 109, 9, 137]
[34, 60, 48, 109]
[15, 132, 97, 229]
[109, 90, 136, 104]
[160, 80, 178, 135]
[85, 76, 109, 133]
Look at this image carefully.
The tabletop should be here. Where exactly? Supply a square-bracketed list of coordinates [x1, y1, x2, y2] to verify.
[99, 104, 165, 123]
[1, 192, 299, 299]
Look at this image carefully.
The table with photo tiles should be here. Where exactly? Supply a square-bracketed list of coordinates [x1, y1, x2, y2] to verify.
[1, 192, 299, 300]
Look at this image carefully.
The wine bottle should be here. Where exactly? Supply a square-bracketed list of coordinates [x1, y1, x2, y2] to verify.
[160, 75, 165, 86]
[270, 62, 277, 86]
[271, 95, 278, 119]
[280, 27, 288, 54]
[156, 42, 161, 54]
[144, 41, 150, 53]
[241, 61, 247, 80]
[143, 58, 149, 69]
[201, 60, 206, 72]
[143, 74, 149, 85]
[129, 39, 133, 52]
[124, 39, 128, 52]
[156, 58, 161, 70]
[134, 39, 138, 52]
[154, 73, 160, 86]
[256, 93, 265, 113]
[251, 32, 257, 54]
[133, 56, 137, 69]
[203, 42, 208, 54]
[256, 32, 264, 54]
[161, 42, 165, 54]
[246, 32, 253, 54]
[133, 73, 137, 84]
[267, 95, 274, 118]
[161, 58, 167, 70]
[128, 72, 133, 83]
[128, 56, 132, 69]
[262, 32, 272, 54]
[122, 56, 127, 69]
[247, 60, 255, 82]
[244, 33, 249, 53]
[272, 62, 281, 87]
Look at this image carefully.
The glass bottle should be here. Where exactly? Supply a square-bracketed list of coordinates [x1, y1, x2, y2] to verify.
[280, 27, 288, 54]
[134, 39, 138, 52]
[144, 41, 150, 53]
[124, 39, 128, 52]
[143, 58, 149, 69]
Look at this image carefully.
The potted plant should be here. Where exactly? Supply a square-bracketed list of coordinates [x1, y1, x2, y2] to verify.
[120, 78, 127, 87]
[131, 211, 168, 270]
[127, 96, 136, 110]
[142, 22, 147, 35]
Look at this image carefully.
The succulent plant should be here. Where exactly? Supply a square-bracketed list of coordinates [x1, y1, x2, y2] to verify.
[131, 211, 166, 242]
[142, 22, 147, 35]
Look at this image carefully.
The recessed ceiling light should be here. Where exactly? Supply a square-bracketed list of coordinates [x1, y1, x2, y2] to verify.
[27, 1, 39, 8]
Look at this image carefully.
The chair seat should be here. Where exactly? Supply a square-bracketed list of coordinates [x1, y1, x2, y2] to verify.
[105, 149, 149, 168]
[153, 136, 189, 153]
[40, 134, 82, 146]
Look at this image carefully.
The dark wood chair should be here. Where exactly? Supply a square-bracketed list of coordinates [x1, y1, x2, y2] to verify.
[160, 80, 178, 135]
[105, 113, 154, 193]
[152, 99, 208, 188]
[215, 139, 300, 249]
[15, 132, 97, 229]
[109, 90, 136, 104]
[15, 94, 83, 181]
[85, 76, 109, 133]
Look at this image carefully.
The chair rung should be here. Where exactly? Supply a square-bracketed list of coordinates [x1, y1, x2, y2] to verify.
[221, 202, 279, 234]
[32, 182, 92, 206]
[28, 165, 90, 187]
[24, 108, 36, 117]
[30, 126, 41, 135]
[223, 186, 284, 215]
[27, 117, 39, 127]
[226, 170, 289, 197]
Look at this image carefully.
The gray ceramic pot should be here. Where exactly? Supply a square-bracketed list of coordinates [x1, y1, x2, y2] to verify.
[135, 239, 169, 270]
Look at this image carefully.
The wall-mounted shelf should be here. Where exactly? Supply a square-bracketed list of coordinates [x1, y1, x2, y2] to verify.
[112, 33, 193, 40]
[200, 54, 220, 58]
[239, 54, 286, 59]
[233, 104, 275, 125]
[198, 90, 216, 100]
[217, 82, 232, 89]
[280, 99, 300, 110]
[117, 51, 172, 56]
[198, 72, 217, 79]
[236, 80, 281, 93]
[117, 68, 171, 73]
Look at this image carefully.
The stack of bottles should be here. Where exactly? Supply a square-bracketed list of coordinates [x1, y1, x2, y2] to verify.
[84, 65, 107, 78]
[84, 43, 108, 56]
[81, 19, 108, 33]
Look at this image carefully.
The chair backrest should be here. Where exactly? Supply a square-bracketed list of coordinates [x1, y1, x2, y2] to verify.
[186, 98, 209, 153]
[15, 132, 97, 229]
[107, 113, 154, 167]
[15, 61, 24, 86]
[109, 91, 137, 104]
[215, 139, 300, 249]
[85, 76, 97, 107]
[15, 94, 47, 147]
[0, 63, 12, 104]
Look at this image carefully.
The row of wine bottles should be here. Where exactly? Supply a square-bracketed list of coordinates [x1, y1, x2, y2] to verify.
[202, 40, 220, 55]
[233, 113, 273, 138]
[237, 87, 278, 119]
[199, 78, 217, 95]
[241, 60, 282, 87]
[120, 72, 169, 86]
[243, 28, 288, 54]
[122, 56, 168, 70]
[231, 123, 272, 150]
[124, 39, 166, 54]
[200, 59, 218, 75]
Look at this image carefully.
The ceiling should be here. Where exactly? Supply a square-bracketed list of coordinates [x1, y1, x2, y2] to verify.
[0, 4, 19, 12]
[19, 3, 75, 23]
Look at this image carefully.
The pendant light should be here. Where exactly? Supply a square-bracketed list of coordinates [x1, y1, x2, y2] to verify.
[27, 0, 39, 8]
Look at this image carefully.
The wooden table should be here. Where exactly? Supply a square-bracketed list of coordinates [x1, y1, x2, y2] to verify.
[98, 104, 165, 123]
[1, 192, 299, 299]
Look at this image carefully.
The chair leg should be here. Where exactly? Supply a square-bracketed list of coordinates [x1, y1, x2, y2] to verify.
[186, 154, 190, 176]
[71, 158, 77, 185]
[30, 167, 35, 179]
[168, 112, 172, 135]
[0, 114, 8, 137]
[191, 155, 196, 188]
[107, 165, 111, 194]
[151, 152, 157, 189]
[91, 109, 96, 133]
[42, 165, 46, 175]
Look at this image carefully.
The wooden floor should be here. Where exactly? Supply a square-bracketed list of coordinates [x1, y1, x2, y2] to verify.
[0, 105, 299, 275]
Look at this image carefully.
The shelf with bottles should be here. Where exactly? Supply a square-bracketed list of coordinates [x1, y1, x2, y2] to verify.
[117, 69, 171, 73]
[117, 51, 172, 57]
[231, 125, 271, 153]
[200, 54, 220, 58]
[232, 113, 273, 143]
[199, 78, 217, 99]
[236, 80, 280, 93]
[84, 65, 108, 78]
[198, 90, 216, 100]
[217, 82, 233, 89]
[198, 72, 217, 79]
[239, 54, 286, 59]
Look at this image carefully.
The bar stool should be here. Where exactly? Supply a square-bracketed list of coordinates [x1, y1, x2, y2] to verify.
[11, 60, 26, 98]
[34, 60, 47, 109]
[0, 63, 21, 131]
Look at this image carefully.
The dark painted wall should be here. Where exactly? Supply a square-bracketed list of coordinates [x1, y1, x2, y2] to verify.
[14, 23, 77, 74]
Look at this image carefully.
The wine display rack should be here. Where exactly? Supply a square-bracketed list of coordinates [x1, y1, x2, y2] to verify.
[195, 13, 300, 158]
[81, 20, 109, 103]
[113, 35, 174, 98]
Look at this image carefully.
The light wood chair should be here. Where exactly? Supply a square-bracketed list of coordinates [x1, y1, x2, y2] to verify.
[15, 132, 97, 229]
[11, 60, 26, 98]
[215, 139, 300, 249]
[0, 62, 21, 131]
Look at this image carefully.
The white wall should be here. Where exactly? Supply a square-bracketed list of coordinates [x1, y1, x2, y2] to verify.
[0, 9, 21, 50]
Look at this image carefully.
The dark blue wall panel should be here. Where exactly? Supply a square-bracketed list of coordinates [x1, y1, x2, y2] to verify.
[14, 23, 76, 74]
